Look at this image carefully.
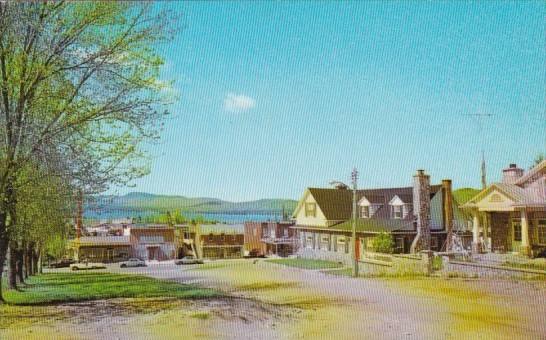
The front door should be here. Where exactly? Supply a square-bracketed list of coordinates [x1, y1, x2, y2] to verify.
[512, 221, 522, 252]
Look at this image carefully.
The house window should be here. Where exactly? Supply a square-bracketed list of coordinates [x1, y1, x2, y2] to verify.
[392, 205, 402, 219]
[361, 205, 370, 218]
[221, 234, 226, 242]
[208, 234, 214, 241]
[537, 220, 546, 244]
[305, 203, 316, 217]
[283, 228, 289, 237]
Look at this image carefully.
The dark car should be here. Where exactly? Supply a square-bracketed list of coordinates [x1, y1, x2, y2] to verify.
[244, 249, 266, 259]
[49, 259, 76, 268]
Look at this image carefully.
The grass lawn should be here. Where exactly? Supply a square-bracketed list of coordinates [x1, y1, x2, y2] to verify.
[266, 258, 344, 270]
[2, 272, 219, 305]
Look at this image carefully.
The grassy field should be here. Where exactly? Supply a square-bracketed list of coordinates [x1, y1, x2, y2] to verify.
[2, 272, 219, 305]
[266, 258, 344, 270]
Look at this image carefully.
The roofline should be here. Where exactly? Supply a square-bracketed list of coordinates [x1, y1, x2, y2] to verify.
[515, 160, 546, 185]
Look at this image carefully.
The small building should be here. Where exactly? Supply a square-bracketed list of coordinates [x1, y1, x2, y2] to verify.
[72, 236, 131, 263]
[199, 224, 244, 259]
[244, 221, 296, 257]
[462, 161, 546, 257]
[130, 225, 176, 261]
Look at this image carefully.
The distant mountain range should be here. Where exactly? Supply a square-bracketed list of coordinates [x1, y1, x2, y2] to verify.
[85, 192, 298, 217]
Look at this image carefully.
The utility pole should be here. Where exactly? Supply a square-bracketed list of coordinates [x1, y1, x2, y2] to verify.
[351, 168, 359, 278]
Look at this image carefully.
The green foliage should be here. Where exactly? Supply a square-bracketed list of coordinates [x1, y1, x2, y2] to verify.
[533, 153, 545, 168]
[3, 272, 220, 305]
[45, 235, 67, 260]
[372, 232, 395, 254]
[453, 188, 481, 205]
[432, 256, 443, 271]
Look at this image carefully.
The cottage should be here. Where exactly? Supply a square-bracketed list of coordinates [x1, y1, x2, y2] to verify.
[244, 221, 296, 257]
[292, 170, 470, 263]
[462, 161, 546, 257]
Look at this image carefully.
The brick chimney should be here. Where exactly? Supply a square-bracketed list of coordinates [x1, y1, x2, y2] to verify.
[410, 170, 431, 253]
[502, 164, 524, 185]
[442, 179, 454, 251]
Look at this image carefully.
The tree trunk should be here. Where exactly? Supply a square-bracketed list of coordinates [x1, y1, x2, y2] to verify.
[16, 247, 25, 284]
[0, 215, 8, 302]
[32, 249, 38, 276]
[37, 248, 43, 274]
[24, 245, 31, 278]
[8, 245, 18, 289]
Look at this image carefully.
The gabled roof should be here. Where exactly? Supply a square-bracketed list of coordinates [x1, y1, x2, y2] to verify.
[462, 182, 531, 208]
[295, 185, 442, 221]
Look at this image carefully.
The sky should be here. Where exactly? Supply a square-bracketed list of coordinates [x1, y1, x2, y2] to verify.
[118, 1, 545, 202]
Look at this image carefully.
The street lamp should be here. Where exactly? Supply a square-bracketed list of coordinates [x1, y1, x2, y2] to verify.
[329, 167, 359, 277]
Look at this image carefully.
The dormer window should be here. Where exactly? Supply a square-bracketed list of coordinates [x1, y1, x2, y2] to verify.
[393, 205, 402, 219]
[389, 195, 407, 219]
[361, 205, 370, 218]
[358, 197, 371, 218]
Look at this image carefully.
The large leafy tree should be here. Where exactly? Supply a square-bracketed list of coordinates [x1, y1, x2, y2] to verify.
[0, 2, 176, 301]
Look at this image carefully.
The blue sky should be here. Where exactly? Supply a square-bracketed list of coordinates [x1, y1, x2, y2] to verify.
[121, 1, 545, 201]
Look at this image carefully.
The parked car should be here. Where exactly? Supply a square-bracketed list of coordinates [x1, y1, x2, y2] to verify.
[119, 258, 146, 268]
[244, 249, 266, 259]
[49, 259, 76, 268]
[70, 261, 107, 271]
[175, 256, 204, 265]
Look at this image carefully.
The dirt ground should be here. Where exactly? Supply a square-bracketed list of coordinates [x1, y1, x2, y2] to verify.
[1, 260, 545, 339]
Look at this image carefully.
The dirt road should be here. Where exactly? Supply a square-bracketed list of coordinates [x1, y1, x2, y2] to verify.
[2, 260, 545, 339]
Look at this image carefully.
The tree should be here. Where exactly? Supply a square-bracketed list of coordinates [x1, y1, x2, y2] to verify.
[372, 232, 395, 254]
[0, 2, 176, 301]
[532, 153, 545, 168]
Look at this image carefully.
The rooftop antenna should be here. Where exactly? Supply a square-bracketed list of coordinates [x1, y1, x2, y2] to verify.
[464, 113, 495, 190]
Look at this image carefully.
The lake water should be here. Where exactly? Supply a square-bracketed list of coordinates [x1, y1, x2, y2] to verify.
[84, 210, 283, 224]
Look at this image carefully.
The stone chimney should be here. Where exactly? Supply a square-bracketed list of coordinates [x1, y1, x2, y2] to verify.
[502, 164, 524, 185]
[442, 179, 454, 251]
[410, 170, 431, 253]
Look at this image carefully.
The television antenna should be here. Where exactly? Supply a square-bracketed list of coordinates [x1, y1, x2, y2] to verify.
[463, 113, 495, 189]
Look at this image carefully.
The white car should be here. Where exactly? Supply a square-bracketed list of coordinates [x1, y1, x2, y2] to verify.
[175, 256, 204, 265]
[70, 262, 107, 271]
[120, 258, 147, 268]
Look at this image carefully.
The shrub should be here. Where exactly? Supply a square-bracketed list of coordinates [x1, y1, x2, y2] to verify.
[372, 232, 394, 254]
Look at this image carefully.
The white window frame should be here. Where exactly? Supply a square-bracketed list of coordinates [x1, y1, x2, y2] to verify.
[361, 205, 370, 218]
[392, 205, 403, 219]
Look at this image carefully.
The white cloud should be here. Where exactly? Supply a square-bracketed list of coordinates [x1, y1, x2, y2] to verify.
[223, 93, 256, 113]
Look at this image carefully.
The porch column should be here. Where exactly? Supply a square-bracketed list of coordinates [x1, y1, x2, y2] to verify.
[521, 209, 530, 256]
[472, 211, 481, 253]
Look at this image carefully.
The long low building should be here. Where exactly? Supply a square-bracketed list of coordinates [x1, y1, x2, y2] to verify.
[71, 225, 177, 262]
